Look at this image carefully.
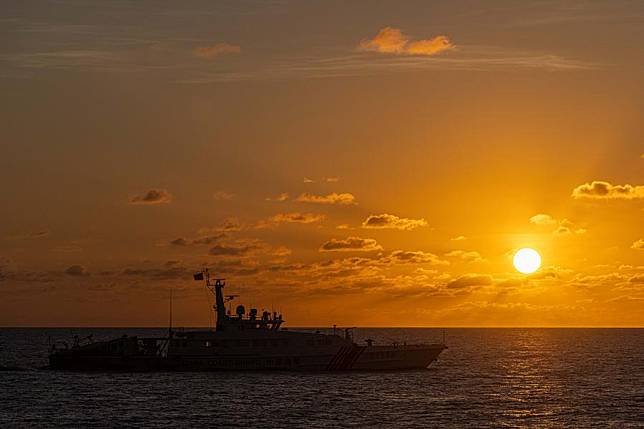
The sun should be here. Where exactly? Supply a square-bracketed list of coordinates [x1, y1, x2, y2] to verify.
[513, 248, 541, 274]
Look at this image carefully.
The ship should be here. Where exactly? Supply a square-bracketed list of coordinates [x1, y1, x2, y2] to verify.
[49, 270, 447, 371]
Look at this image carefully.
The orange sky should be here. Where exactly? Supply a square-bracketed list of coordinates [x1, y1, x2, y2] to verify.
[1, 1, 642, 327]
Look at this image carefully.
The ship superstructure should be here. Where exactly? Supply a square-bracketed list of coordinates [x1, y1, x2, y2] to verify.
[49, 270, 447, 371]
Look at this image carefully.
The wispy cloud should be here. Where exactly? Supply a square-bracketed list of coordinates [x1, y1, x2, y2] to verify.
[8, 50, 124, 70]
[213, 191, 234, 200]
[4, 34, 594, 82]
[296, 192, 356, 205]
[180, 45, 595, 83]
[5, 229, 51, 240]
[3, 3, 596, 83]
[266, 192, 289, 202]
[193, 42, 241, 59]
[632, 239, 644, 250]
[29, 229, 50, 238]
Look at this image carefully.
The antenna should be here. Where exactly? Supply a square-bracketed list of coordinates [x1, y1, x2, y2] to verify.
[168, 287, 173, 337]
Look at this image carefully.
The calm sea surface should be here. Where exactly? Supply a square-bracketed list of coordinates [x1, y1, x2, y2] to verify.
[0, 328, 642, 428]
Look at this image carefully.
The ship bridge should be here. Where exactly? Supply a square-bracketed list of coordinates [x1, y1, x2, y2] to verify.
[195, 270, 284, 332]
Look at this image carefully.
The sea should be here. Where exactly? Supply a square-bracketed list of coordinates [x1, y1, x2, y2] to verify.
[0, 328, 642, 428]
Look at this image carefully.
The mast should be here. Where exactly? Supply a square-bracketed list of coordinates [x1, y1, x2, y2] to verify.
[212, 278, 226, 330]
[196, 269, 228, 330]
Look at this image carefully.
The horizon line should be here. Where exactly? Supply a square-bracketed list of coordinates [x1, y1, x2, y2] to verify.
[2, 325, 643, 329]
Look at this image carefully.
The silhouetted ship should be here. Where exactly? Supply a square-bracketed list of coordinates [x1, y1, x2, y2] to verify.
[49, 270, 446, 371]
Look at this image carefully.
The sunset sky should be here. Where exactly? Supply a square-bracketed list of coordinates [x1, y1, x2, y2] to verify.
[1, 1, 642, 327]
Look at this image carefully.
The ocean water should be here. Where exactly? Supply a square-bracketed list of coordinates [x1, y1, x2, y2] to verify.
[0, 328, 642, 428]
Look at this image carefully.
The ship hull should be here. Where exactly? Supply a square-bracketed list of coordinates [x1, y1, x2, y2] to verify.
[49, 344, 446, 372]
[352, 345, 445, 370]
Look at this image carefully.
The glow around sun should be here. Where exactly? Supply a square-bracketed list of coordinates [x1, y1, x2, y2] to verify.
[513, 248, 542, 274]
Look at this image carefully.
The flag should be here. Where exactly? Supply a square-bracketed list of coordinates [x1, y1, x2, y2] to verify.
[193, 272, 204, 281]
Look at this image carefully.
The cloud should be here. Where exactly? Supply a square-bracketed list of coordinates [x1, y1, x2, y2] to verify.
[406, 37, 455, 56]
[303, 177, 314, 183]
[358, 27, 454, 56]
[209, 242, 262, 257]
[630, 275, 644, 284]
[213, 191, 234, 201]
[218, 218, 243, 232]
[206, 238, 278, 258]
[5, 13, 590, 82]
[6, 230, 51, 240]
[254, 212, 324, 229]
[192, 234, 226, 245]
[266, 192, 289, 202]
[52, 244, 83, 253]
[325, 177, 340, 183]
[572, 181, 644, 199]
[446, 274, 493, 289]
[527, 269, 559, 280]
[169, 233, 226, 247]
[445, 250, 485, 262]
[268, 212, 325, 224]
[554, 219, 586, 235]
[0, 262, 61, 283]
[181, 49, 595, 84]
[319, 237, 382, 252]
[296, 192, 356, 205]
[271, 246, 292, 257]
[198, 218, 243, 234]
[385, 250, 448, 265]
[361, 214, 427, 231]
[530, 213, 585, 235]
[122, 266, 190, 280]
[65, 265, 89, 277]
[169, 238, 189, 246]
[193, 42, 241, 59]
[632, 239, 644, 250]
[451, 235, 467, 241]
[129, 189, 172, 205]
[529, 214, 558, 225]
